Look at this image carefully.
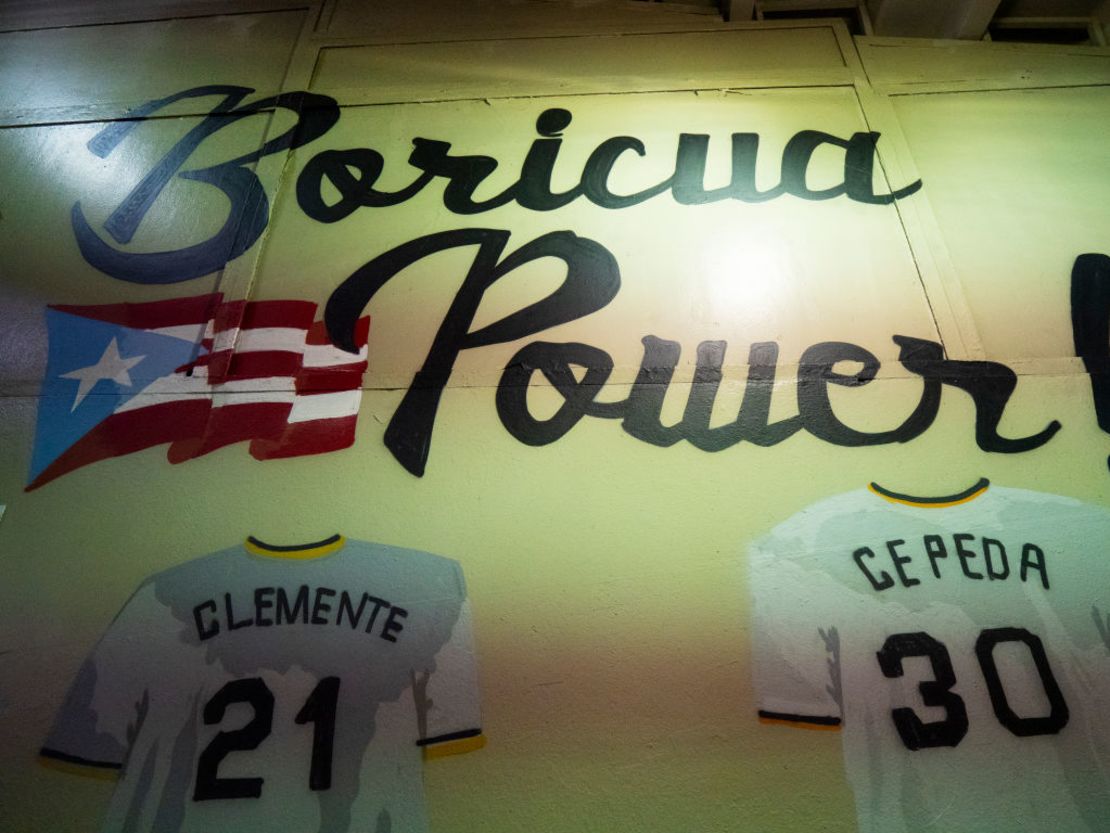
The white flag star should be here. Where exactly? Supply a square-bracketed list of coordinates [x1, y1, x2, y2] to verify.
[60, 337, 145, 411]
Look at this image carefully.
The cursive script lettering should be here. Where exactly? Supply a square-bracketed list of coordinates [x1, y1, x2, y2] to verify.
[325, 229, 1059, 475]
[297, 108, 922, 222]
[495, 334, 1059, 457]
[74, 85, 339, 284]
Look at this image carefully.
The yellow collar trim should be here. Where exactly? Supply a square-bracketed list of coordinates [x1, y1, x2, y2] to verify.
[869, 478, 990, 509]
[244, 534, 345, 560]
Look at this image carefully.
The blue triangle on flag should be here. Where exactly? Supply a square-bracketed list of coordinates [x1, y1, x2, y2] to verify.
[29, 309, 202, 483]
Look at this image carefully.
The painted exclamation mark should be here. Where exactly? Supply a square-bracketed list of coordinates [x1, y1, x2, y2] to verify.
[1071, 253, 1110, 470]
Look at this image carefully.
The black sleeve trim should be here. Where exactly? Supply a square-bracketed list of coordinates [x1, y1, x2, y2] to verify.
[416, 728, 483, 747]
[40, 747, 123, 770]
[757, 710, 842, 727]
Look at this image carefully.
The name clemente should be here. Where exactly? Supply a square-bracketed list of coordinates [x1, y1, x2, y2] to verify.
[192, 584, 408, 643]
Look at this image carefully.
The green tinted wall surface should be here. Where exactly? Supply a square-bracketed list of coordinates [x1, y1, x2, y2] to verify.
[1, 7, 1109, 833]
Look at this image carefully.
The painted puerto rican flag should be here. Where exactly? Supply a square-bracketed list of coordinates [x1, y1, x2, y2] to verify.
[27, 293, 369, 491]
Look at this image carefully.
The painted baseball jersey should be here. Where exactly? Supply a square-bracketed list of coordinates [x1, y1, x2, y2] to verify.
[749, 481, 1110, 833]
[40, 535, 483, 833]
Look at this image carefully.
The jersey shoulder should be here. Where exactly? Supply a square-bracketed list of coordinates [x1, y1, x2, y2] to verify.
[749, 488, 874, 563]
[989, 486, 1110, 522]
[343, 539, 466, 590]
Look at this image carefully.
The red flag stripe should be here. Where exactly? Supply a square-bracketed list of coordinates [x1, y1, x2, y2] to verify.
[211, 299, 317, 334]
[249, 415, 358, 460]
[305, 317, 370, 347]
[49, 294, 222, 330]
[189, 350, 304, 380]
[210, 300, 246, 339]
[167, 401, 293, 464]
[26, 399, 211, 491]
[296, 366, 367, 393]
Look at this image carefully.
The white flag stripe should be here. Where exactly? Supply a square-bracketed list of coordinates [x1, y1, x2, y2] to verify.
[116, 392, 203, 412]
[303, 343, 368, 367]
[211, 327, 240, 354]
[115, 375, 209, 412]
[232, 327, 308, 354]
[208, 376, 296, 394]
[287, 389, 363, 423]
[209, 389, 297, 407]
[151, 323, 208, 343]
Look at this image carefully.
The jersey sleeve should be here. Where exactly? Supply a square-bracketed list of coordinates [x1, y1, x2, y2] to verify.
[39, 582, 162, 778]
[749, 536, 844, 731]
[415, 595, 485, 759]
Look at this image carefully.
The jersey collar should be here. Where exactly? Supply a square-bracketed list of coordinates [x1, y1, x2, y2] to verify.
[868, 478, 989, 509]
[244, 534, 345, 560]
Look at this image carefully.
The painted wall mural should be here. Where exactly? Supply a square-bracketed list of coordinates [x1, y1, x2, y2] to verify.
[29, 293, 369, 489]
[2, 12, 1110, 833]
[40, 536, 482, 833]
[27, 86, 1108, 488]
[750, 481, 1110, 832]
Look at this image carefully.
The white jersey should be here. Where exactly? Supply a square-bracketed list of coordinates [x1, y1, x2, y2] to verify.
[749, 481, 1110, 833]
[41, 536, 483, 833]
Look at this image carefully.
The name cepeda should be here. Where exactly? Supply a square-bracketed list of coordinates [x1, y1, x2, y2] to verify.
[853, 534, 1049, 592]
[192, 584, 408, 643]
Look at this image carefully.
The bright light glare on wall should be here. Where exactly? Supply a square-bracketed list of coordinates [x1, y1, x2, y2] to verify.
[699, 237, 791, 323]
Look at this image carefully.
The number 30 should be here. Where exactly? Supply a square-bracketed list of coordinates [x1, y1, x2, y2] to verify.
[875, 627, 1069, 751]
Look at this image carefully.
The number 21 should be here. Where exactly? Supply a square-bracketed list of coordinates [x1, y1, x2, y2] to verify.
[194, 676, 340, 801]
